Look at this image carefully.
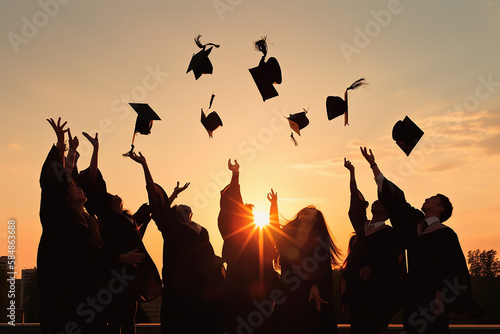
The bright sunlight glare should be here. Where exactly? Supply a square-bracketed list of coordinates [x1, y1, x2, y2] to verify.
[253, 210, 269, 228]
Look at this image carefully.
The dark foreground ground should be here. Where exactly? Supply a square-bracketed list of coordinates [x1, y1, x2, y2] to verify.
[1, 324, 500, 333]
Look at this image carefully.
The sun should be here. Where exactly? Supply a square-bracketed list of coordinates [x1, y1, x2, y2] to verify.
[253, 210, 269, 228]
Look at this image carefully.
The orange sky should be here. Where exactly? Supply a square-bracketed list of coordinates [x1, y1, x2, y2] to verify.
[1, 1, 500, 278]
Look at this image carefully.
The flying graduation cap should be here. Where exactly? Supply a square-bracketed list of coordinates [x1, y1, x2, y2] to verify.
[186, 34, 220, 80]
[249, 36, 282, 101]
[286, 109, 309, 146]
[326, 78, 367, 126]
[392, 116, 424, 156]
[123, 103, 161, 156]
[201, 94, 223, 138]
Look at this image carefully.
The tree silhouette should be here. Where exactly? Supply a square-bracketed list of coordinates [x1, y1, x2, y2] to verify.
[468, 249, 500, 277]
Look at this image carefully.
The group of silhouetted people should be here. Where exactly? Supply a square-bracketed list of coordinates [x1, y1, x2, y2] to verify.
[38, 118, 482, 334]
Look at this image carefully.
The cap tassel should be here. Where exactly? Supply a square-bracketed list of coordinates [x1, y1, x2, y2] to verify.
[123, 132, 136, 157]
[290, 132, 298, 146]
[343, 78, 367, 126]
[254, 36, 268, 57]
[209, 93, 215, 109]
[194, 34, 220, 50]
[347, 78, 367, 91]
[344, 90, 349, 126]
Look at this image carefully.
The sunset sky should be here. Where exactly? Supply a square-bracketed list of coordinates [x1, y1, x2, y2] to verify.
[1, 0, 500, 278]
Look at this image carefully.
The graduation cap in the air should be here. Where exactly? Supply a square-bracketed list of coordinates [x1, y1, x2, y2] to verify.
[201, 94, 223, 138]
[286, 109, 309, 146]
[249, 36, 282, 101]
[123, 103, 161, 155]
[187, 35, 220, 80]
[392, 116, 424, 156]
[326, 78, 367, 126]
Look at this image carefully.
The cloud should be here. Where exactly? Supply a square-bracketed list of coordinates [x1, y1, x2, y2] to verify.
[9, 143, 22, 150]
[420, 163, 457, 173]
[418, 109, 500, 156]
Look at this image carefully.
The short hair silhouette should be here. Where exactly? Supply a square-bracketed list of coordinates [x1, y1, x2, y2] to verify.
[437, 193, 453, 222]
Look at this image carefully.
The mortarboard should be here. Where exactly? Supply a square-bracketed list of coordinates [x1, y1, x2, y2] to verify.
[123, 103, 161, 156]
[187, 35, 220, 80]
[326, 78, 367, 125]
[201, 94, 223, 138]
[286, 109, 309, 146]
[392, 116, 424, 156]
[249, 37, 282, 101]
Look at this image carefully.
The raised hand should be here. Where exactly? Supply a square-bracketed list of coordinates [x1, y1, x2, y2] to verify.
[47, 117, 68, 145]
[344, 157, 355, 172]
[267, 188, 278, 204]
[309, 285, 328, 312]
[82, 132, 99, 148]
[360, 146, 376, 166]
[128, 151, 147, 165]
[228, 159, 240, 173]
[68, 129, 79, 151]
[173, 181, 190, 195]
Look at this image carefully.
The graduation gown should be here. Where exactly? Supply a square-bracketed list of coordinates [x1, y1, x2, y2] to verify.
[272, 226, 337, 334]
[147, 183, 225, 334]
[378, 177, 483, 333]
[37, 146, 118, 334]
[341, 180, 405, 331]
[218, 175, 280, 333]
[78, 168, 162, 302]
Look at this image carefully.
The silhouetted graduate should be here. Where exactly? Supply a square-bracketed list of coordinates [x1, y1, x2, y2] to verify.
[249, 36, 282, 101]
[218, 159, 280, 334]
[79, 132, 162, 334]
[128, 152, 225, 334]
[341, 158, 405, 334]
[361, 147, 483, 334]
[326, 78, 367, 126]
[392, 116, 424, 156]
[38, 118, 144, 334]
[187, 34, 220, 80]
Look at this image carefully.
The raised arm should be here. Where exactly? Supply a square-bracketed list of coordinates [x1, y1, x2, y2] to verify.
[344, 158, 367, 234]
[128, 152, 155, 191]
[65, 129, 80, 183]
[267, 188, 279, 229]
[169, 181, 190, 204]
[228, 158, 240, 185]
[360, 147, 423, 233]
[360, 147, 381, 179]
[220, 159, 243, 204]
[82, 132, 99, 186]
[47, 117, 68, 166]
[128, 151, 166, 225]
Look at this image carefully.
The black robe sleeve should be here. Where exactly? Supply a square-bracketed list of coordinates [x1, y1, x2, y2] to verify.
[378, 177, 424, 244]
[348, 180, 368, 235]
